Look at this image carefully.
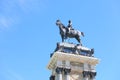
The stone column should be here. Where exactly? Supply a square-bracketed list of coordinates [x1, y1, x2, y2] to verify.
[89, 65, 97, 80]
[64, 61, 71, 80]
[82, 63, 89, 80]
[64, 68, 71, 80]
[50, 75, 55, 80]
[89, 72, 97, 80]
[82, 71, 89, 80]
[55, 67, 63, 80]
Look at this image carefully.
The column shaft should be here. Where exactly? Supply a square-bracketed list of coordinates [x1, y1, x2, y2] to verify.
[64, 68, 71, 80]
[83, 63, 89, 80]
[55, 67, 63, 80]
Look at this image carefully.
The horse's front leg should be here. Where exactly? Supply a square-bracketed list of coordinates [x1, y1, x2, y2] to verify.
[61, 35, 64, 42]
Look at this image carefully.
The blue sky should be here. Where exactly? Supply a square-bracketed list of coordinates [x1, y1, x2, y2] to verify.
[0, 0, 120, 80]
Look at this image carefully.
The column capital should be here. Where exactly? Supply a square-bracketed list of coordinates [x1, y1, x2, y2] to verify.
[56, 67, 63, 74]
[82, 71, 89, 78]
[82, 71, 97, 79]
[64, 68, 71, 75]
[90, 72, 97, 79]
[50, 75, 55, 80]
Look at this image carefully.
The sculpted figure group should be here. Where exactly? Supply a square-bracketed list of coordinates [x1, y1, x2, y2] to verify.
[52, 20, 94, 57]
[56, 20, 84, 45]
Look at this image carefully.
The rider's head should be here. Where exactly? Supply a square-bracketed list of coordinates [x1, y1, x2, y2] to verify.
[68, 20, 71, 23]
[56, 19, 60, 22]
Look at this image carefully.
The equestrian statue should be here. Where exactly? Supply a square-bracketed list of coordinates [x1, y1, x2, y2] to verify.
[56, 20, 84, 45]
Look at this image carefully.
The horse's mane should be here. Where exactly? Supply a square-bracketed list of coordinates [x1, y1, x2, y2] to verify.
[61, 24, 66, 28]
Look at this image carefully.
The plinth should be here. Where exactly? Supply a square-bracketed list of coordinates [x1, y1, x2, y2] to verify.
[47, 42, 99, 80]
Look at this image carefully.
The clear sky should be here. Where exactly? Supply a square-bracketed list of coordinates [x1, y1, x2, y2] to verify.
[0, 0, 120, 80]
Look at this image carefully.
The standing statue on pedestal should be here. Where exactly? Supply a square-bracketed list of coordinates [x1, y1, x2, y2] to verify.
[56, 20, 84, 45]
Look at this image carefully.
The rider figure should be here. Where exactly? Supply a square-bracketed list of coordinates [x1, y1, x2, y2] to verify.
[67, 20, 73, 34]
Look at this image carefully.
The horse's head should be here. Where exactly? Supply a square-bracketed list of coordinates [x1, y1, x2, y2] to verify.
[56, 20, 66, 29]
[56, 20, 61, 26]
[81, 32, 84, 37]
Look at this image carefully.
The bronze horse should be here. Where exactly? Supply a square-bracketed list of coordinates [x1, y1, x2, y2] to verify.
[56, 20, 84, 45]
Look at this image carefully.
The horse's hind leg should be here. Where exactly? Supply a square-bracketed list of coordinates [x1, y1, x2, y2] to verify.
[75, 36, 80, 42]
[75, 36, 82, 45]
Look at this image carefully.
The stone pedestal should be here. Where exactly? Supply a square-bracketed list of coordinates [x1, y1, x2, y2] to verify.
[47, 43, 99, 80]
[47, 52, 99, 80]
